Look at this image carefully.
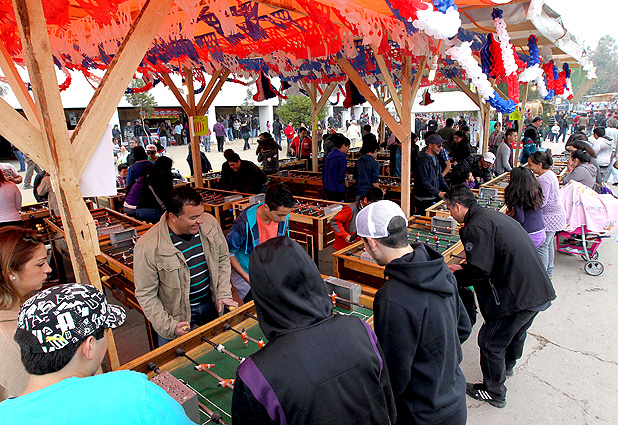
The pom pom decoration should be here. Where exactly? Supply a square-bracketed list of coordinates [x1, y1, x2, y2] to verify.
[432, 0, 457, 14]
[519, 35, 543, 83]
[480, 34, 493, 77]
[491, 8, 520, 103]
[563, 63, 574, 100]
[343, 79, 366, 109]
[446, 42, 516, 114]
[535, 73, 549, 99]
[413, 4, 462, 39]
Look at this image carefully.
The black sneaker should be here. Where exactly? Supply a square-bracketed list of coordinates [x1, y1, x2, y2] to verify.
[466, 383, 507, 408]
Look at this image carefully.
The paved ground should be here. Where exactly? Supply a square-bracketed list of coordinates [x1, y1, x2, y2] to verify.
[6, 137, 618, 424]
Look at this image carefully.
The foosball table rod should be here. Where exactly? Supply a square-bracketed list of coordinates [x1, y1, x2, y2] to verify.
[147, 362, 228, 424]
[174, 349, 235, 389]
[223, 323, 264, 348]
[200, 336, 245, 363]
[330, 292, 370, 310]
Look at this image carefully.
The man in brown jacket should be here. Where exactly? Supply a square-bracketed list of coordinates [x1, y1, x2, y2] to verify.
[134, 186, 237, 346]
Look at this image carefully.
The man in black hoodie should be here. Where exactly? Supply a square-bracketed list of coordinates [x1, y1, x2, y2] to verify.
[231, 237, 396, 425]
[445, 185, 556, 408]
[414, 134, 449, 215]
[356, 200, 471, 425]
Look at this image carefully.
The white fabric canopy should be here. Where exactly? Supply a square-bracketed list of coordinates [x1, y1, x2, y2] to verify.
[412, 91, 480, 113]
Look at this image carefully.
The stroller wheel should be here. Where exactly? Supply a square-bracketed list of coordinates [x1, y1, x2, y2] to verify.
[584, 261, 604, 276]
[580, 251, 599, 261]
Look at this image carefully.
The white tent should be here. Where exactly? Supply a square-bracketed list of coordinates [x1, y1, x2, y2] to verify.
[412, 91, 480, 113]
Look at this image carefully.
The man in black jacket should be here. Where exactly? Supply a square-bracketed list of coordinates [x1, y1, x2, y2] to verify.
[525, 116, 543, 147]
[232, 237, 396, 425]
[356, 200, 471, 425]
[413, 134, 449, 215]
[222, 153, 266, 194]
[450, 152, 495, 185]
[445, 185, 556, 408]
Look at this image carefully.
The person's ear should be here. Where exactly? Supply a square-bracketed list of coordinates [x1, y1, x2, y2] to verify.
[80, 336, 97, 361]
[367, 237, 379, 251]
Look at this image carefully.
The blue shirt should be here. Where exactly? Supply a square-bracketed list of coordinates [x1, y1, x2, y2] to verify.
[0, 371, 194, 425]
[323, 149, 347, 193]
[126, 160, 152, 186]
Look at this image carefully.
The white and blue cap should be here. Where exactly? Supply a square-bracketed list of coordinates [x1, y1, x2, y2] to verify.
[355, 200, 407, 239]
[17, 283, 126, 353]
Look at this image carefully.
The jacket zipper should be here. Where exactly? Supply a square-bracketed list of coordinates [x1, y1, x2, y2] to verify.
[489, 280, 501, 306]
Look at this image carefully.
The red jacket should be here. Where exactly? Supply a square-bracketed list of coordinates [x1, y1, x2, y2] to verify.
[284, 125, 295, 139]
[330, 203, 361, 251]
[291, 136, 312, 158]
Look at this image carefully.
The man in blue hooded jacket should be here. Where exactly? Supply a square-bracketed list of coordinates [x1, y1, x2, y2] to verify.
[226, 183, 294, 301]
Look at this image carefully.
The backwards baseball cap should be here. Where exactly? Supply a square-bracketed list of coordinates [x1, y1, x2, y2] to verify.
[356, 200, 407, 239]
[17, 283, 126, 353]
[483, 151, 496, 164]
[425, 134, 445, 145]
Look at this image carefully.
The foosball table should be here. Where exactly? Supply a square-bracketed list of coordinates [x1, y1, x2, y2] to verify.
[425, 188, 507, 218]
[20, 199, 95, 229]
[117, 277, 374, 425]
[480, 172, 510, 194]
[347, 158, 390, 176]
[96, 189, 127, 212]
[553, 162, 568, 181]
[269, 171, 324, 199]
[333, 216, 464, 288]
[278, 158, 308, 172]
[194, 188, 250, 230]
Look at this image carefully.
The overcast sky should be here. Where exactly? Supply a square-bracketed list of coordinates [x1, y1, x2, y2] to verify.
[543, 0, 618, 50]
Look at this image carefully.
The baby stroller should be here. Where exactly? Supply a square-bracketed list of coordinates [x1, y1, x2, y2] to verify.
[558, 182, 618, 276]
[556, 227, 607, 276]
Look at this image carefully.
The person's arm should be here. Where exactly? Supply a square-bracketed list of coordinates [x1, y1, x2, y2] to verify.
[330, 205, 353, 242]
[13, 183, 22, 213]
[416, 158, 440, 197]
[232, 362, 280, 425]
[438, 165, 449, 192]
[373, 298, 420, 399]
[371, 161, 380, 187]
[511, 204, 525, 226]
[226, 219, 250, 284]
[501, 145, 513, 172]
[134, 241, 185, 340]
[453, 226, 494, 287]
[442, 159, 451, 176]
[336, 155, 347, 184]
[456, 291, 472, 344]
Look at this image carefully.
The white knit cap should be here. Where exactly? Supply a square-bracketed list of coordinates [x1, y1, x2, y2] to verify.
[355, 200, 407, 238]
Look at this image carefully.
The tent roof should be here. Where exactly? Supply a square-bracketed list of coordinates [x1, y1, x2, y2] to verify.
[412, 90, 480, 113]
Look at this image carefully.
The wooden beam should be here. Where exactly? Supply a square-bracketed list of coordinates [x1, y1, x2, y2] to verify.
[0, 40, 38, 124]
[14, 0, 119, 368]
[571, 77, 596, 105]
[515, 83, 529, 165]
[188, 117, 204, 187]
[183, 66, 196, 116]
[336, 57, 407, 143]
[195, 69, 222, 114]
[451, 76, 482, 109]
[159, 72, 192, 114]
[311, 82, 337, 171]
[400, 55, 414, 217]
[372, 46, 403, 119]
[72, 0, 177, 177]
[315, 82, 338, 114]
[0, 97, 49, 169]
[197, 69, 231, 116]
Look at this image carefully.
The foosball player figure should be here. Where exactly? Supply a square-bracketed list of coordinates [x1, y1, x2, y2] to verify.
[226, 183, 294, 303]
[256, 338, 265, 350]
[0, 283, 195, 425]
[355, 200, 471, 424]
[134, 186, 238, 347]
[240, 329, 249, 346]
[231, 237, 396, 425]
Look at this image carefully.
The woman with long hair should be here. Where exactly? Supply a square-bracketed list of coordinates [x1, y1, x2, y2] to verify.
[0, 170, 22, 228]
[136, 156, 173, 223]
[504, 167, 546, 248]
[562, 149, 597, 189]
[528, 150, 567, 278]
[450, 130, 472, 164]
[0, 226, 51, 400]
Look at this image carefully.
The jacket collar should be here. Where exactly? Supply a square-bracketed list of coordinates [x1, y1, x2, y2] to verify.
[463, 202, 482, 224]
[156, 212, 215, 256]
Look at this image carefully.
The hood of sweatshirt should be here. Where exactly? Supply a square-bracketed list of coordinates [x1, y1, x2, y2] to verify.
[384, 243, 456, 298]
[248, 236, 333, 340]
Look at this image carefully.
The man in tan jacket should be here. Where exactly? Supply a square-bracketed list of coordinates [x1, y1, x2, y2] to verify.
[134, 186, 237, 346]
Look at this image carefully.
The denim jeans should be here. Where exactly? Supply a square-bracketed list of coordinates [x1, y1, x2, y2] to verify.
[478, 310, 539, 399]
[252, 128, 257, 138]
[13, 150, 25, 171]
[242, 132, 250, 150]
[201, 135, 211, 152]
[275, 133, 282, 146]
[226, 128, 233, 140]
[157, 300, 218, 347]
[135, 208, 164, 223]
[536, 231, 556, 278]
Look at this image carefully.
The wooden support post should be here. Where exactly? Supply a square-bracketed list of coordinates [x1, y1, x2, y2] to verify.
[451, 76, 482, 109]
[309, 82, 337, 171]
[13, 0, 119, 368]
[0, 40, 38, 124]
[372, 46, 403, 119]
[183, 66, 196, 116]
[571, 77, 596, 105]
[159, 73, 191, 113]
[195, 69, 222, 113]
[72, 0, 176, 177]
[188, 116, 203, 187]
[197, 70, 231, 116]
[516, 83, 529, 165]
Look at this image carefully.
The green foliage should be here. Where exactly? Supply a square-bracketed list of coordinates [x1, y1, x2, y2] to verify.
[124, 78, 157, 113]
[590, 35, 618, 95]
[236, 88, 255, 115]
[276, 95, 327, 128]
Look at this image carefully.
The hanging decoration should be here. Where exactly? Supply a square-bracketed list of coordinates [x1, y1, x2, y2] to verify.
[330, 91, 341, 106]
[542, 60, 556, 100]
[253, 71, 287, 101]
[491, 8, 524, 104]
[519, 35, 543, 83]
[563, 63, 574, 100]
[343, 79, 366, 109]
[446, 42, 516, 114]
[413, 1, 461, 40]
[419, 90, 434, 106]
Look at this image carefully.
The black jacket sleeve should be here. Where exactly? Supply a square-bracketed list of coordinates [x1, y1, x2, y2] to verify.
[232, 375, 276, 425]
[374, 298, 421, 399]
[454, 225, 494, 287]
[415, 157, 440, 198]
[456, 293, 472, 344]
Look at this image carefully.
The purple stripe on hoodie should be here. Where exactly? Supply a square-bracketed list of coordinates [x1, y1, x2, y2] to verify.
[237, 357, 288, 425]
[361, 320, 383, 380]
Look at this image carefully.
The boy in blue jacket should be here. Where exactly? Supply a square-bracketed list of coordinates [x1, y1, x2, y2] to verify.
[226, 183, 294, 301]
[322, 133, 351, 201]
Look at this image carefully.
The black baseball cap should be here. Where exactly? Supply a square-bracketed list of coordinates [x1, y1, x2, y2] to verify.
[17, 283, 126, 353]
[425, 134, 445, 145]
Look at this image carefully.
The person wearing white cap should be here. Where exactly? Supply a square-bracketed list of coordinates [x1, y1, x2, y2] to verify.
[450, 151, 495, 185]
[355, 200, 471, 425]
